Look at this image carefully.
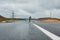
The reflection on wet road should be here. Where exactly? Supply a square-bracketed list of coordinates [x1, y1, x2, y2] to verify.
[0, 20, 53, 40]
[0, 21, 29, 40]
[29, 23, 51, 40]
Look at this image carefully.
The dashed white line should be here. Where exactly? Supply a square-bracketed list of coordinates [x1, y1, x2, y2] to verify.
[33, 23, 60, 40]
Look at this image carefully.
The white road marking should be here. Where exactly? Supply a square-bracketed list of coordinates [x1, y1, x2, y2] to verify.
[33, 23, 60, 40]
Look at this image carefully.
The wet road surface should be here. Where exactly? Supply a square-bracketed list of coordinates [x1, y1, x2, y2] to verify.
[0, 20, 59, 40]
[33, 21, 60, 37]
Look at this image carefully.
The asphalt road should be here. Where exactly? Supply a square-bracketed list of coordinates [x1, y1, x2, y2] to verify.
[0, 20, 60, 40]
[33, 21, 60, 37]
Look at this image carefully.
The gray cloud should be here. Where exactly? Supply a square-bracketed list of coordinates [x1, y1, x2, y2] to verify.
[0, 0, 60, 18]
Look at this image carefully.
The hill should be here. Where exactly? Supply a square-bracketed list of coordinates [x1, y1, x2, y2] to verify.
[37, 17, 60, 23]
[0, 15, 26, 22]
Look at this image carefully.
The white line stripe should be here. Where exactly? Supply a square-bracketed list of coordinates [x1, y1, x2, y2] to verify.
[33, 23, 60, 40]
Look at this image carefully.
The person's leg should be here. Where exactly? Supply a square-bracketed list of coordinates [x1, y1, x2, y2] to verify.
[29, 19, 31, 22]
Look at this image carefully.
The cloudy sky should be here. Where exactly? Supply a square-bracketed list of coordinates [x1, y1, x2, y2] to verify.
[0, 0, 60, 18]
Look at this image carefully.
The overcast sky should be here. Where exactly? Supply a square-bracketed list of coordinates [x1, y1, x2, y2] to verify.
[0, 0, 60, 18]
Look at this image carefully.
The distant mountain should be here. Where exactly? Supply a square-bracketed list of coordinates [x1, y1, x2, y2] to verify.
[0, 15, 26, 22]
[38, 17, 60, 20]
[0, 15, 6, 22]
[0, 15, 5, 18]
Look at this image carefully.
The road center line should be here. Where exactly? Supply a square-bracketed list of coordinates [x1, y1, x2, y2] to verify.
[32, 23, 60, 40]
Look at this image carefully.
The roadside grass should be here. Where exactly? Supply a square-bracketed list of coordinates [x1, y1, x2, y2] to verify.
[35, 19, 60, 23]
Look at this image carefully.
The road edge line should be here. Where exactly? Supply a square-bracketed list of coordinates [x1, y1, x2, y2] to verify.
[32, 23, 60, 40]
